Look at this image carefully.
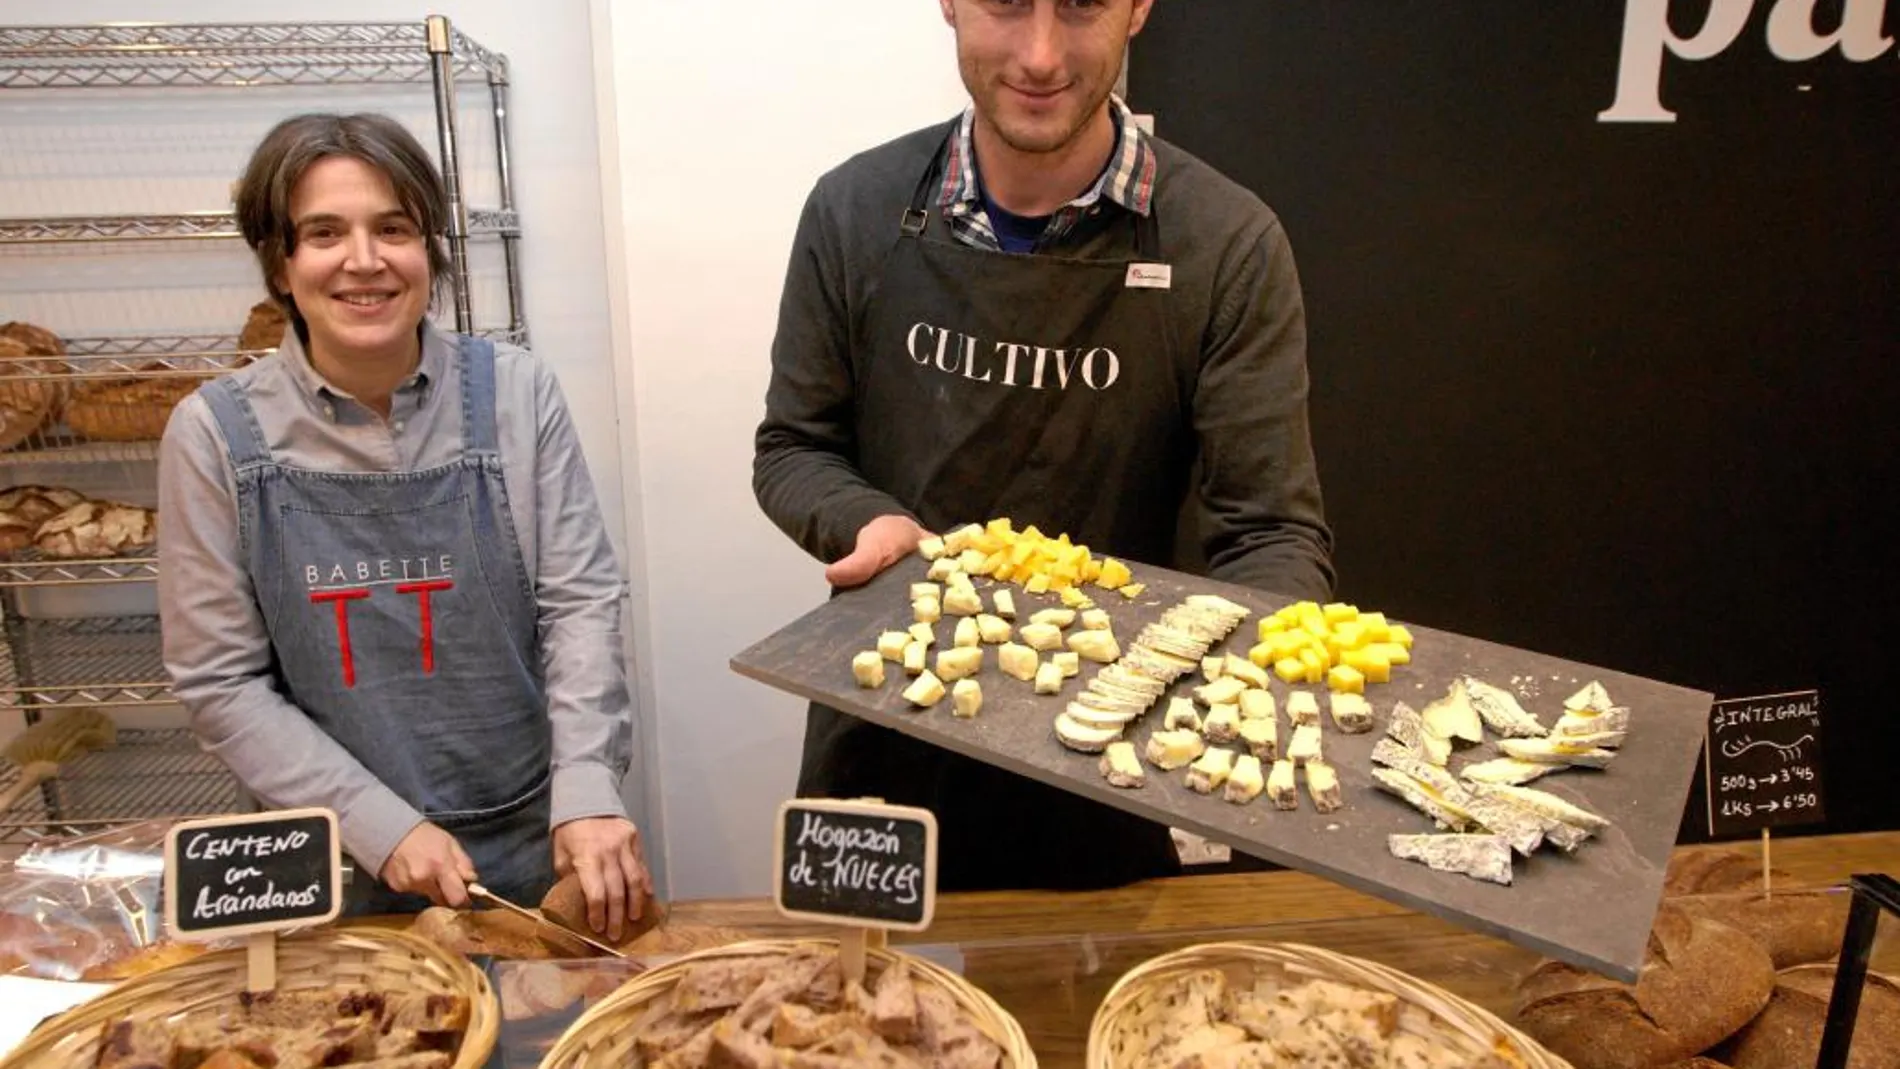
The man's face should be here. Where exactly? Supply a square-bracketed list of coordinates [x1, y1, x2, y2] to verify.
[940, 0, 1154, 155]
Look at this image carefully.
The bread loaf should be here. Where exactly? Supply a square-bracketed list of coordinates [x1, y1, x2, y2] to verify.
[239, 300, 289, 351]
[0, 321, 65, 357]
[64, 374, 203, 442]
[32, 500, 156, 559]
[1516, 903, 1775, 1069]
[1674, 889, 1849, 969]
[408, 905, 591, 959]
[1666, 847, 1849, 967]
[0, 335, 60, 452]
[1723, 966, 1900, 1069]
[538, 872, 662, 948]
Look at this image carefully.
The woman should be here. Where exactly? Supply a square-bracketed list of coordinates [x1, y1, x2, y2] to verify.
[158, 113, 650, 937]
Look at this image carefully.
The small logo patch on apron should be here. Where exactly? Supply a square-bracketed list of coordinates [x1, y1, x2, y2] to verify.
[1125, 262, 1173, 290]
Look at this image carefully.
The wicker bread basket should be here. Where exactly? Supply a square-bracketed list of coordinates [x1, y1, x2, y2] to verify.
[1088, 941, 1570, 1069]
[0, 927, 499, 1069]
[537, 937, 1036, 1069]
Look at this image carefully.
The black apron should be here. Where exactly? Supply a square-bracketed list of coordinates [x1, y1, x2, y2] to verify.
[798, 124, 1198, 891]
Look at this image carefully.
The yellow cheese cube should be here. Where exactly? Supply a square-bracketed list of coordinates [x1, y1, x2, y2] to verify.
[1059, 585, 1091, 608]
[1096, 558, 1133, 590]
[1388, 624, 1415, 650]
[1357, 612, 1391, 642]
[1248, 642, 1276, 669]
[1118, 583, 1145, 599]
[987, 517, 1015, 538]
[1341, 647, 1391, 684]
[1025, 573, 1051, 594]
[956, 549, 987, 573]
[1299, 649, 1326, 685]
[1296, 604, 1327, 635]
[1081, 559, 1104, 582]
[1322, 602, 1359, 624]
[1327, 664, 1366, 694]
[1375, 641, 1411, 666]
[1274, 657, 1307, 683]
[1330, 620, 1369, 652]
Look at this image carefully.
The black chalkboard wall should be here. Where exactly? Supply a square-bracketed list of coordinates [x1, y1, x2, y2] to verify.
[1129, 1, 1897, 841]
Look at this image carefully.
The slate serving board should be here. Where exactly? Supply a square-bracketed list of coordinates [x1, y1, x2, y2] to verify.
[731, 558, 1711, 981]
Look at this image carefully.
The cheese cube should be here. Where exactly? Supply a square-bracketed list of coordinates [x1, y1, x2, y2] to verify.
[1031, 608, 1076, 628]
[1067, 630, 1120, 664]
[1375, 641, 1411, 666]
[1341, 647, 1391, 684]
[903, 641, 927, 677]
[917, 535, 946, 562]
[975, 614, 1013, 644]
[913, 596, 941, 624]
[1288, 723, 1323, 765]
[1328, 664, 1366, 694]
[1053, 651, 1081, 679]
[1285, 690, 1321, 727]
[1330, 620, 1369, 653]
[1096, 558, 1133, 590]
[956, 548, 987, 574]
[993, 589, 1017, 620]
[1299, 648, 1327, 685]
[1223, 654, 1271, 690]
[1274, 657, 1307, 684]
[1186, 747, 1236, 794]
[1225, 754, 1266, 804]
[1322, 602, 1359, 624]
[1100, 741, 1146, 788]
[910, 582, 942, 601]
[1330, 692, 1374, 734]
[1117, 583, 1146, 599]
[908, 622, 936, 648]
[1025, 573, 1052, 594]
[1079, 609, 1112, 631]
[1146, 729, 1206, 771]
[1019, 623, 1064, 652]
[1239, 717, 1278, 761]
[1239, 689, 1277, 722]
[954, 617, 981, 648]
[1202, 656, 1226, 682]
[952, 679, 983, 719]
[1305, 760, 1343, 813]
[1388, 624, 1415, 650]
[935, 646, 982, 682]
[1357, 612, 1391, 642]
[1268, 759, 1299, 809]
[903, 670, 945, 708]
[1203, 703, 1242, 745]
[926, 557, 961, 583]
[1033, 661, 1064, 696]
[1248, 642, 1276, 669]
[942, 524, 980, 556]
[1164, 697, 1204, 733]
[852, 651, 885, 689]
[998, 643, 1039, 682]
[944, 586, 983, 618]
[877, 631, 912, 662]
[1060, 586, 1094, 609]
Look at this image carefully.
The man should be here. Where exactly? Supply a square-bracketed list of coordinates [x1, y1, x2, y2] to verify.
[754, 0, 1334, 891]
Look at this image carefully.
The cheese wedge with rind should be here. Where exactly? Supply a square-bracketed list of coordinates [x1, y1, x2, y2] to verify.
[1225, 755, 1266, 804]
[1203, 703, 1242, 745]
[1287, 723, 1323, 766]
[1388, 834, 1512, 886]
[1500, 738, 1616, 768]
[1238, 717, 1278, 761]
[1463, 676, 1548, 738]
[1305, 760, 1343, 813]
[1186, 747, 1236, 794]
[1459, 757, 1557, 786]
[1467, 781, 1610, 832]
[1193, 677, 1250, 708]
[1285, 690, 1321, 728]
[1329, 692, 1374, 734]
[1145, 729, 1206, 770]
[1267, 760, 1299, 810]
[1421, 680, 1484, 744]
[1065, 702, 1140, 731]
[1371, 768, 1477, 831]
[951, 678, 982, 719]
[1238, 690, 1276, 722]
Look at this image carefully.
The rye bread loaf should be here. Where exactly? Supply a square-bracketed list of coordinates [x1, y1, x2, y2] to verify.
[239, 300, 289, 351]
[0, 335, 60, 452]
[538, 871, 663, 948]
[1666, 847, 1850, 967]
[1516, 903, 1775, 1069]
[1723, 966, 1900, 1069]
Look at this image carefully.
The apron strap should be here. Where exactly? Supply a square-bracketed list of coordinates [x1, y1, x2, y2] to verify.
[458, 335, 500, 459]
[200, 375, 274, 471]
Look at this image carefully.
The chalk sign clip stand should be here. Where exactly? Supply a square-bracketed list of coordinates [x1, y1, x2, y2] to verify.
[164, 807, 343, 992]
[773, 798, 938, 987]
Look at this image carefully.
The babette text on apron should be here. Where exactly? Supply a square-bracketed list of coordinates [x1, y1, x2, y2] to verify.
[800, 122, 1203, 891]
[203, 337, 554, 913]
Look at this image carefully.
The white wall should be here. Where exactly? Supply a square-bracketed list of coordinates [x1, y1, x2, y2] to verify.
[2, 1, 661, 880]
[595, 4, 968, 897]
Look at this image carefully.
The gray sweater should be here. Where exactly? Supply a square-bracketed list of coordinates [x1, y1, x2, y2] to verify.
[755, 121, 1334, 602]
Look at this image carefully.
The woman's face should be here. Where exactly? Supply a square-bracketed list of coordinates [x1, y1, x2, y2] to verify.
[276, 155, 431, 366]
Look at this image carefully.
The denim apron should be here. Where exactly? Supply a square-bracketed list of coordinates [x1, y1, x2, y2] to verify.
[202, 336, 555, 913]
[798, 123, 1191, 891]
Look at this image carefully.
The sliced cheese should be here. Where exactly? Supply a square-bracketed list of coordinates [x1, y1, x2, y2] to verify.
[1421, 680, 1484, 744]
[1463, 676, 1548, 738]
[1555, 707, 1631, 738]
[902, 641, 927, 677]
[1564, 680, 1616, 713]
[1223, 654, 1271, 690]
[1468, 782, 1611, 832]
[1079, 608, 1112, 631]
[1064, 701, 1140, 731]
[909, 582, 941, 602]
[1053, 713, 1121, 753]
[1371, 768, 1477, 832]
[1500, 738, 1616, 768]
[907, 622, 936, 648]
[1459, 757, 1556, 786]
[1201, 655, 1225, 682]
[1193, 676, 1250, 708]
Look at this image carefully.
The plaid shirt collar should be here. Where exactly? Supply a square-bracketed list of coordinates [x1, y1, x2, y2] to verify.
[937, 95, 1156, 251]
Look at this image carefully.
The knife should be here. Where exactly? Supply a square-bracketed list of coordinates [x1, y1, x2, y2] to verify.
[467, 882, 629, 959]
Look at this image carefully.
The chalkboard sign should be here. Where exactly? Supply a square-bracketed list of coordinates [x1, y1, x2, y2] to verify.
[774, 799, 937, 931]
[1705, 691, 1825, 838]
[165, 808, 342, 941]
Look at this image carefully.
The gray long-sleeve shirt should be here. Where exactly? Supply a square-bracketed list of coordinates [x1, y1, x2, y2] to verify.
[754, 121, 1336, 602]
[157, 322, 632, 877]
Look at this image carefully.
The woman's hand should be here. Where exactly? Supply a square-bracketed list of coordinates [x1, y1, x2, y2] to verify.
[381, 822, 478, 907]
[552, 816, 654, 941]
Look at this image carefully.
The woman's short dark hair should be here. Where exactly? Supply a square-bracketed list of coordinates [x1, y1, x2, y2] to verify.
[233, 113, 451, 331]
